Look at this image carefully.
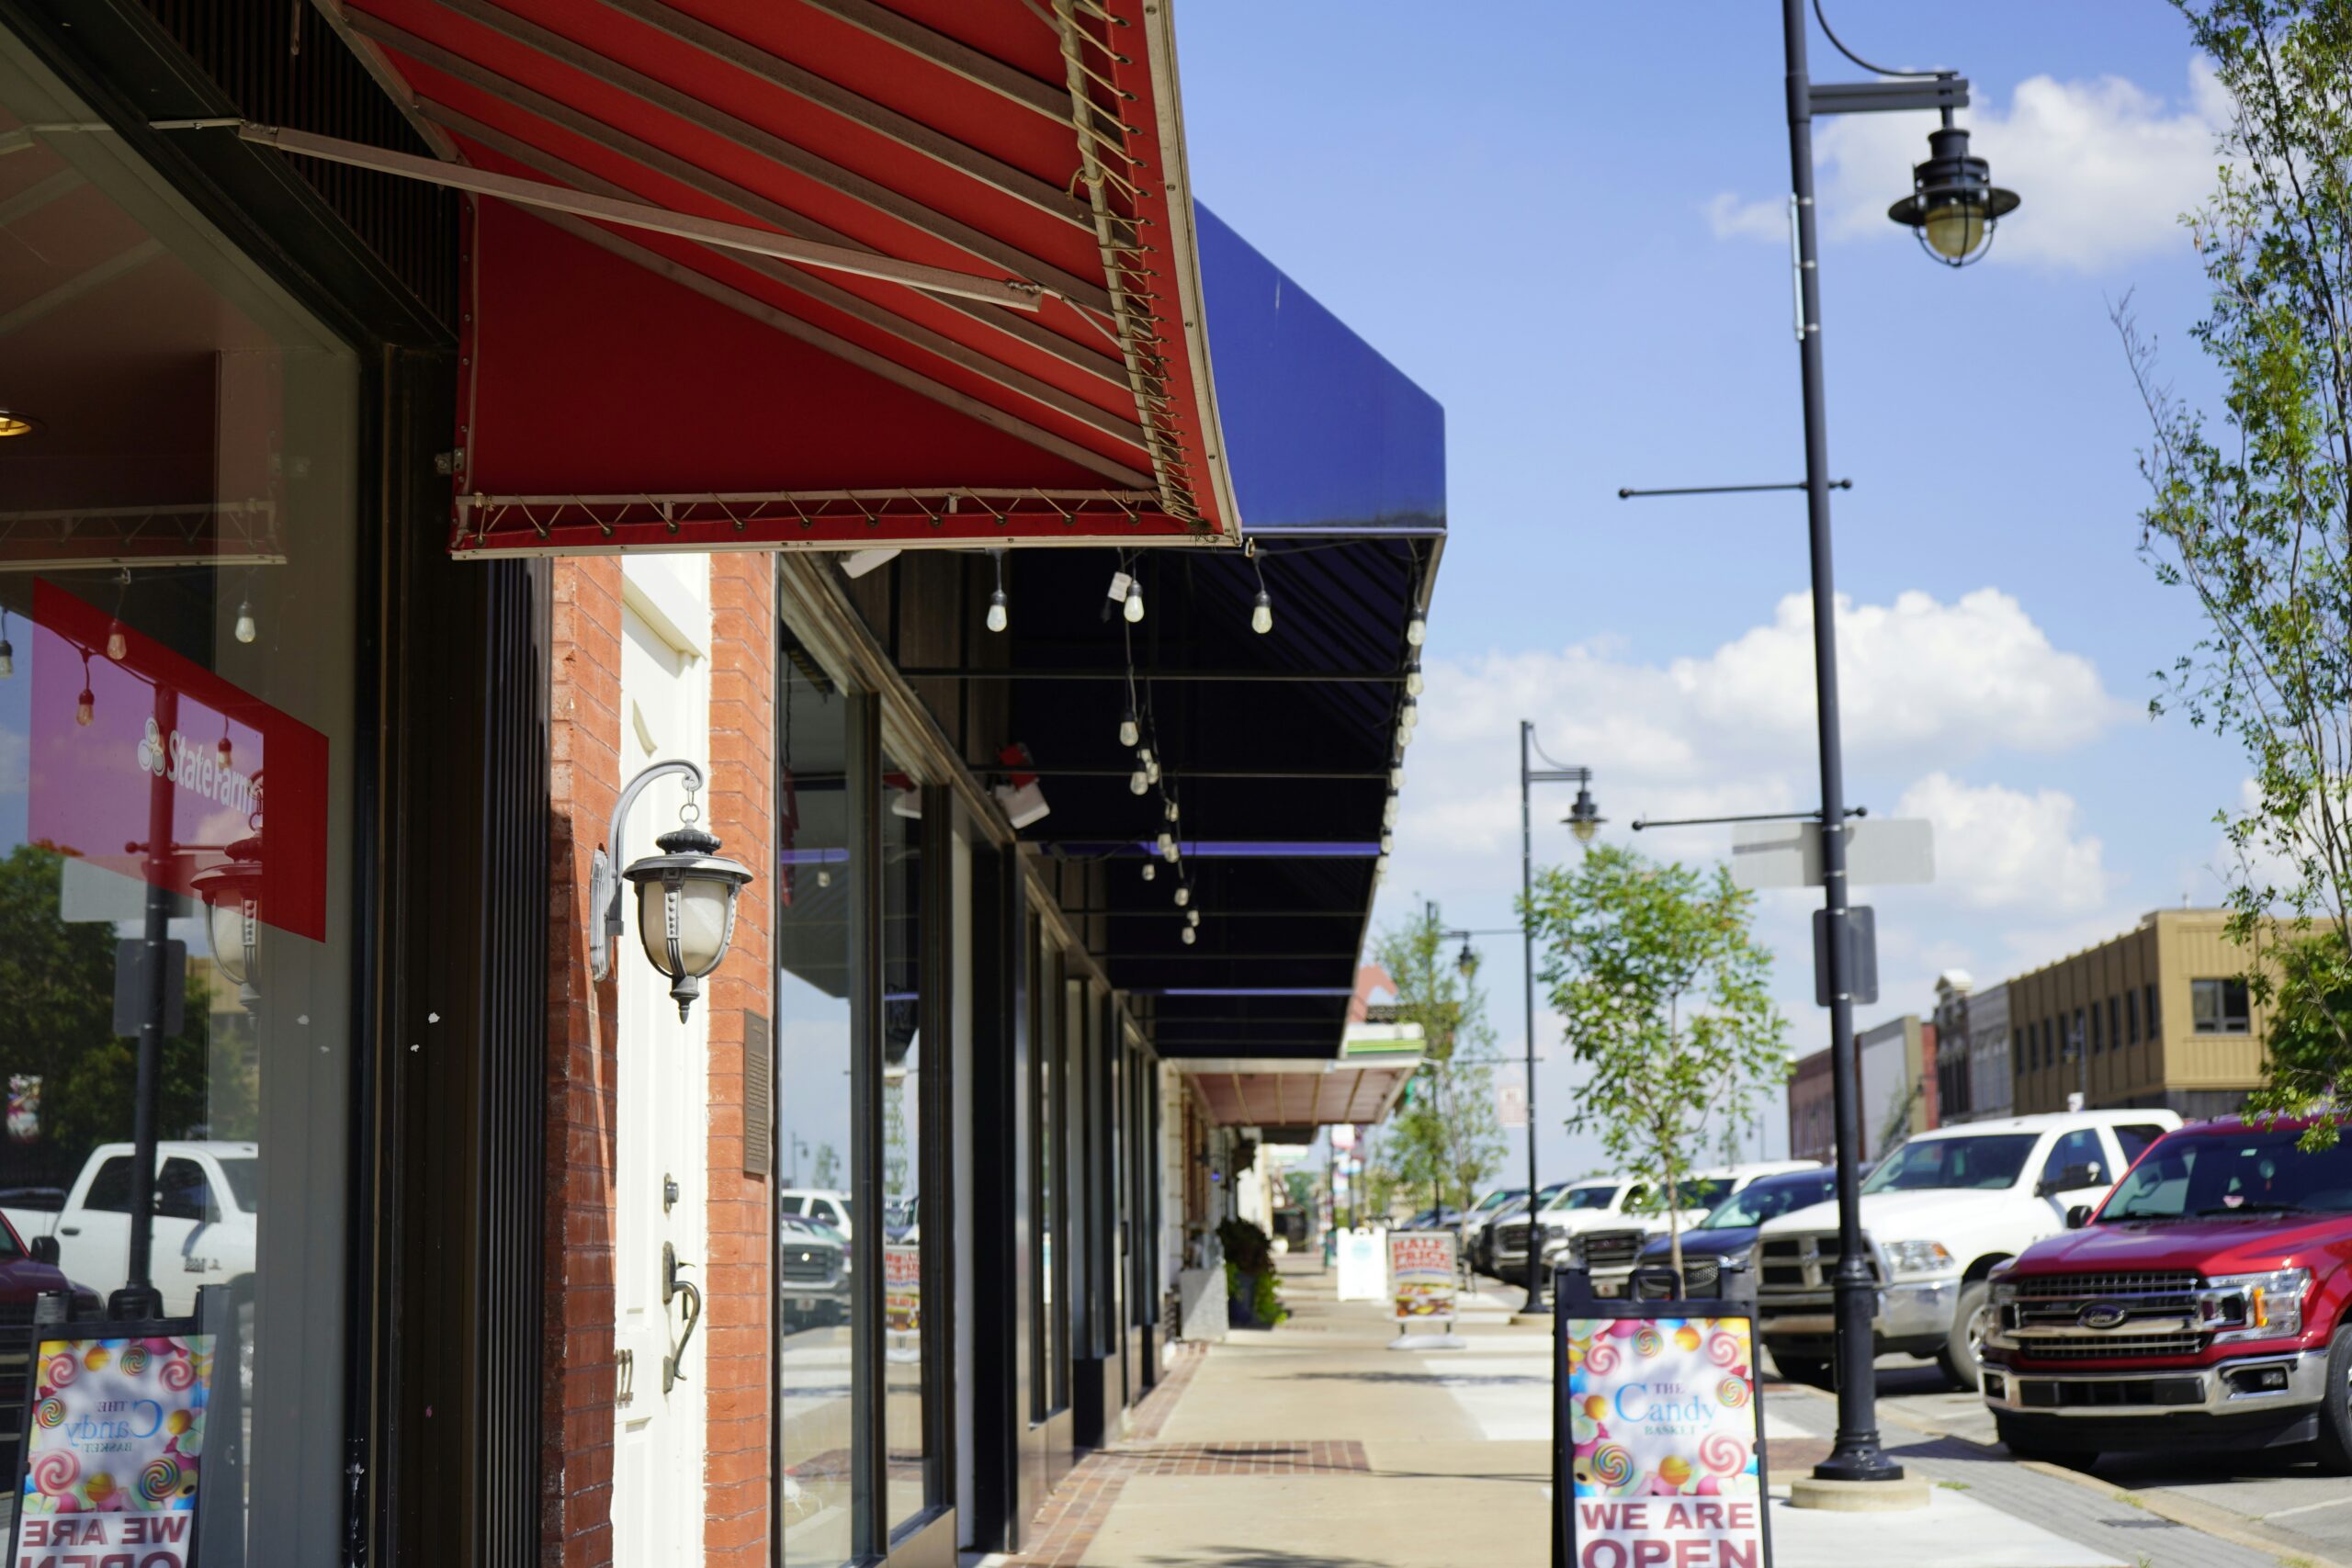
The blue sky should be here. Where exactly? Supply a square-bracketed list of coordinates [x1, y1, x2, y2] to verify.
[1174, 2, 2251, 1181]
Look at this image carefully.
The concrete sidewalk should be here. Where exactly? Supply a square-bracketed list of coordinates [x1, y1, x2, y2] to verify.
[989, 1252, 2314, 1568]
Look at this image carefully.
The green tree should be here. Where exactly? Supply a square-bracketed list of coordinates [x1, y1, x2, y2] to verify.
[1373, 901, 1507, 1224]
[2120, 0, 2352, 1140]
[1524, 845, 1788, 1274]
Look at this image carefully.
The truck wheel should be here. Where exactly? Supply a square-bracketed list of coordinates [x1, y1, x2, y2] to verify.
[2316, 1325, 2352, 1476]
[1939, 1280, 1990, 1392]
[1995, 1415, 2092, 1468]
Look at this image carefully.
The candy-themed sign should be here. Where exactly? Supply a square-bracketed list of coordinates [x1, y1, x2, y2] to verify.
[9, 1334, 214, 1568]
[1564, 1315, 1767, 1568]
[884, 1244, 921, 1336]
[1387, 1231, 1457, 1326]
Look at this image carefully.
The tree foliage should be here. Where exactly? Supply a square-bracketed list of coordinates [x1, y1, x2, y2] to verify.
[2121, 0, 2352, 1139]
[1372, 901, 1507, 1221]
[1523, 846, 1788, 1272]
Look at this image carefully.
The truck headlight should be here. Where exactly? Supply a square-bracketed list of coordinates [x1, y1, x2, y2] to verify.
[1884, 1240, 1954, 1278]
[1989, 1280, 2018, 1305]
[2204, 1268, 2309, 1343]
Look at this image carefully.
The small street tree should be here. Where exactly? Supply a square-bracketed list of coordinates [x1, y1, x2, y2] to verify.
[1373, 901, 1507, 1224]
[2120, 0, 2352, 1141]
[1524, 845, 1788, 1275]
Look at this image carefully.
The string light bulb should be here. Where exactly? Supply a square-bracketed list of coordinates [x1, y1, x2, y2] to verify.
[1380, 831, 1394, 855]
[106, 622, 128, 662]
[1145, 755, 1160, 786]
[1157, 831, 1178, 863]
[1181, 925, 1196, 945]
[234, 600, 257, 645]
[1119, 710, 1140, 748]
[1124, 584, 1145, 624]
[1129, 766, 1149, 795]
[1405, 609, 1426, 648]
[1164, 798, 1180, 823]
[1250, 588, 1272, 636]
[1175, 886, 1190, 908]
[1383, 796, 1400, 828]
[1141, 863, 1157, 882]
[0, 611, 14, 680]
[985, 548, 1009, 634]
[1405, 666, 1424, 697]
[1390, 765, 1406, 791]
[74, 654, 93, 728]
[1399, 698, 1419, 731]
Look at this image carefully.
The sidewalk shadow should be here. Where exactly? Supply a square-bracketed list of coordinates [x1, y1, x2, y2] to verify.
[1284, 1370, 1545, 1388]
[1118, 1550, 1397, 1568]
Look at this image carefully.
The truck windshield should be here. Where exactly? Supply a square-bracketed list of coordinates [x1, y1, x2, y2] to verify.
[1702, 1175, 1832, 1229]
[1550, 1186, 1620, 1213]
[2102, 1129, 2352, 1221]
[1861, 1134, 2040, 1193]
[214, 1156, 260, 1213]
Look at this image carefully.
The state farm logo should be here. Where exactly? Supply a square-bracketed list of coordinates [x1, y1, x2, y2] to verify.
[134, 719, 259, 819]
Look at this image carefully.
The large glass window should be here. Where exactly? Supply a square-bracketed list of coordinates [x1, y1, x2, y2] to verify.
[0, 38, 359, 1560]
[1030, 922, 1057, 1421]
[772, 639, 855, 1567]
[879, 761, 932, 1530]
[2191, 977, 2251, 1034]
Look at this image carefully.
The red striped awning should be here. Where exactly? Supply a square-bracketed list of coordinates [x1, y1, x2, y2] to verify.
[302, 0, 1236, 556]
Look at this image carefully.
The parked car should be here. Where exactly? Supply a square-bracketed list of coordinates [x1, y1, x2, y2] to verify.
[1477, 1182, 1569, 1278]
[776, 1212, 851, 1332]
[777, 1188, 855, 1242]
[1980, 1115, 2352, 1469]
[1755, 1109, 2181, 1389]
[1565, 1162, 1821, 1297]
[3, 1140, 258, 1318]
[1629, 1166, 1841, 1297]
[1396, 1204, 1465, 1232]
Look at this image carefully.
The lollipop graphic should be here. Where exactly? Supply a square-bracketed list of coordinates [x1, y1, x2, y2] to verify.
[159, 1354, 197, 1393]
[28, 1450, 78, 1498]
[1707, 1331, 1743, 1368]
[35, 1395, 65, 1430]
[1584, 1337, 1622, 1373]
[83, 1471, 117, 1509]
[1717, 1374, 1751, 1410]
[1589, 1443, 1636, 1493]
[119, 1344, 151, 1377]
[1633, 1326, 1663, 1359]
[42, 1351, 76, 1391]
[1700, 1432, 1748, 1476]
[137, 1458, 181, 1506]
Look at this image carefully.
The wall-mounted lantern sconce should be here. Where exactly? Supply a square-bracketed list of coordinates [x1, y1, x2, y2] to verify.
[192, 833, 266, 1010]
[589, 760, 753, 1021]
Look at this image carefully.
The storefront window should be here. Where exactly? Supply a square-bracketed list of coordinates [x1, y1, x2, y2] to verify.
[1030, 919, 1056, 1421]
[0, 38, 358, 1561]
[878, 761, 931, 1529]
[772, 640, 855, 1567]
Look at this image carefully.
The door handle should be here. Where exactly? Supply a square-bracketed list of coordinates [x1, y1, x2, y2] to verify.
[58, 1227, 79, 1236]
[662, 1241, 703, 1394]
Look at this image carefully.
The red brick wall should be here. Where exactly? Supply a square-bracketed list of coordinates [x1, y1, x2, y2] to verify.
[545, 558, 623, 1568]
[703, 554, 775, 1564]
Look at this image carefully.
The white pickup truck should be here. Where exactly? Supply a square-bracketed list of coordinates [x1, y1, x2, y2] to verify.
[1753, 1110, 2181, 1390]
[1565, 1162, 1822, 1294]
[3, 1141, 258, 1317]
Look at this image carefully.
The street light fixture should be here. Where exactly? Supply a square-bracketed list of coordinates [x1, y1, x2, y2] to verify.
[1775, 0, 2018, 1490]
[590, 760, 754, 1021]
[1564, 784, 1604, 844]
[192, 833, 266, 1010]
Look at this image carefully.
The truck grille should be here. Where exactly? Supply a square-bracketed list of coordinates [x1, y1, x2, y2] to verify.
[1493, 1221, 1532, 1254]
[780, 1249, 840, 1284]
[1758, 1232, 1882, 1292]
[1580, 1230, 1645, 1269]
[2018, 1333, 2204, 1361]
[2009, 1271, 2199, 1300]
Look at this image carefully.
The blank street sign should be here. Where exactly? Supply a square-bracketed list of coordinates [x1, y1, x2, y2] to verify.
[1497, 1081, 1527, 1128]
[1730, 818, 1934, 890]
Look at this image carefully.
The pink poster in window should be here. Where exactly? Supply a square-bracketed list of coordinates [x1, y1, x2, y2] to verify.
[27, 580, 327, 942]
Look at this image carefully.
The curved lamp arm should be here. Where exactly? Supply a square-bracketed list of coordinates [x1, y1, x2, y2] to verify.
[588, 759, 707, 982]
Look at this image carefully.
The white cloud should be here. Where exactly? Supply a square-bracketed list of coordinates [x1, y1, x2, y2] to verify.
[1703, 191, 1785, 243]
[1894, 772, 2110, 913]
[1707, 60, 2228, 273]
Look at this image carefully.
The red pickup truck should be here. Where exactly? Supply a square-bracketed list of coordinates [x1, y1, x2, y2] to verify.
[1980, 1115, 2352, 1469]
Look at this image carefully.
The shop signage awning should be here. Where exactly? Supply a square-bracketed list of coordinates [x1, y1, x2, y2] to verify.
[294, 0, 1236, 555]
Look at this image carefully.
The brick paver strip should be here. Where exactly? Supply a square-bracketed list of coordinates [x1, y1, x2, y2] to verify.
[1005, 1348, 1392, 1566]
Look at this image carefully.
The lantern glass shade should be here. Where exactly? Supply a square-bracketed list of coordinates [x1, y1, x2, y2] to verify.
[1923, 200, 1987, 261]
[636, 871, 737, 979]
[206, 897, 254, 987]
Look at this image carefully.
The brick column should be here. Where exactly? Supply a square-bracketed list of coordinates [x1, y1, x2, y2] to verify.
[545, 558, 624, 1568]
[703, 553, 775, 1565]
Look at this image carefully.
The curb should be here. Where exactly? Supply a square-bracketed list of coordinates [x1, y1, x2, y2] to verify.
[1781, 1380, 2352, 1568]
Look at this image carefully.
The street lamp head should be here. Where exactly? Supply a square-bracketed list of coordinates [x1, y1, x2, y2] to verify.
[621, 819, 754, 1021]
[191, 834, 266, 1006]
[1564, 785, 1604, 845]
[1456, 939, 1479, 978]
[1887, 125, 2018, 266]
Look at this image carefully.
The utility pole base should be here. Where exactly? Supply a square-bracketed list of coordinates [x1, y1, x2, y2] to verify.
[1509, 1309, 1550, 1325]
[1789, 1473, 1929, 1513]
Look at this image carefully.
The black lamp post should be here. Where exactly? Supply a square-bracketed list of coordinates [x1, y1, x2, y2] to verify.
[1780, 0, 2018, 1486]
[1518, 727, 1599, 1314]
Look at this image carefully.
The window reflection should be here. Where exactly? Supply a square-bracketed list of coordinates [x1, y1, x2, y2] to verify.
[880, 762, 929, 1529]
[773, 646, 854, 1567]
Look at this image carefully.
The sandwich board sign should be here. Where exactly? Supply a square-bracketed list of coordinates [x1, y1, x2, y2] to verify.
[9, 1326, 218, 1568]
[1388, 1230, 1458, 1329]
[1555, 1269, 1772, 1568]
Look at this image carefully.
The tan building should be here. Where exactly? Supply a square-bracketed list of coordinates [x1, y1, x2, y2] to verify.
[2009, 909, 2280, 1118]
